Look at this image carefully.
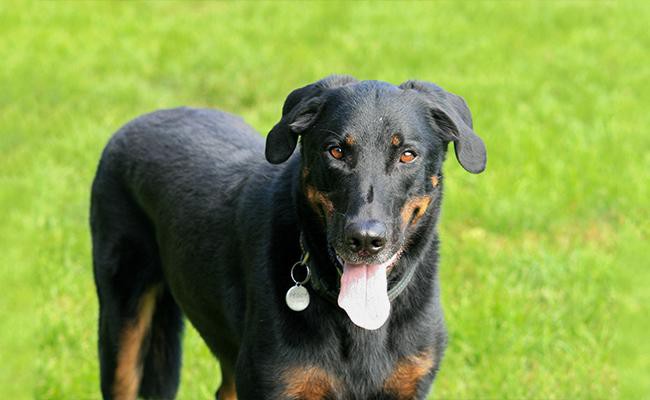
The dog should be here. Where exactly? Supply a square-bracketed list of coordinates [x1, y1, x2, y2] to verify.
[90, 75, 486, 400]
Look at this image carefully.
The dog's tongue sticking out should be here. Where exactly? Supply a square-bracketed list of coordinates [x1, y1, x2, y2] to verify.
[338, 255, 397, 330]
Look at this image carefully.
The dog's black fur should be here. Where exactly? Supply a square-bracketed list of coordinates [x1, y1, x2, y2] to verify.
[91, 75, 486, 400]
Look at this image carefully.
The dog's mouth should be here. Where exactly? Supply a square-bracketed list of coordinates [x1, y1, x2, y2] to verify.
[327, 245, 401, 330]
[327, 246, 401, 274]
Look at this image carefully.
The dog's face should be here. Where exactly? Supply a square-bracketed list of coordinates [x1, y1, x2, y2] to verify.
[299, 83, 443, 267]
[266, 76, 486, 329]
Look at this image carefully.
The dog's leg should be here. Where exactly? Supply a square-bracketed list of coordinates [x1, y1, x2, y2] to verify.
[138, 286, 184, 399]
[111, 286, 159, 400]
[215, 372, 237, 400]
[92, 176, 183, 399]
[98, 278, 183, 400]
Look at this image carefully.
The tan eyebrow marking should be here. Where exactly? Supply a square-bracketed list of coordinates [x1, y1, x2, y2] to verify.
[391, 134, 401, 146]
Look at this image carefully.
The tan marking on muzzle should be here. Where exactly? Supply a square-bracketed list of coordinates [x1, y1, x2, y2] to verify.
[401, 195, 432, 227]
[430, 175, 439, 188]
[384, 348, 435, 399]
[282, 366, 339, 399]
[305, 185, 334, 218]
[113, 285, 160, 400]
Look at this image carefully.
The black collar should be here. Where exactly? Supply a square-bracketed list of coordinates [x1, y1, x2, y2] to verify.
[298, 233, 418, 304]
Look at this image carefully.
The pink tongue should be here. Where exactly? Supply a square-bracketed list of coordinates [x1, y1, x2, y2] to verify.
[337, 256, 395, 330]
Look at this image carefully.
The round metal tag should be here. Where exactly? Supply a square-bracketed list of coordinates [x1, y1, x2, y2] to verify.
[285, 285, 310, 312]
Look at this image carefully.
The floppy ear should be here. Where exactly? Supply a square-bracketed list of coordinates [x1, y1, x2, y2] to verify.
[265, 75, 358, 164]
[399, 80, 487, 173]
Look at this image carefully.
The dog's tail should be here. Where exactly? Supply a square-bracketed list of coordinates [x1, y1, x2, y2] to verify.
[92, 140, 184, 400]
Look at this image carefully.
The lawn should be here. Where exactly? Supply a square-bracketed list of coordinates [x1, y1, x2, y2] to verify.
[0, 1, 648, 399]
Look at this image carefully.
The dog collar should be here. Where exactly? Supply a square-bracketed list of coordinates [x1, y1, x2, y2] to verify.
[297, 233, 418, 305]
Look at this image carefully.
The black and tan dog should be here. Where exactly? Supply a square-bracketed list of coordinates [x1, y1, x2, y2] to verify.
[90, 75, 486, 400]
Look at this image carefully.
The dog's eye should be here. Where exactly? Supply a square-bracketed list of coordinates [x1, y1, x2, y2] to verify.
[399, 150, 417, 163]
[328, 146, 344, 160]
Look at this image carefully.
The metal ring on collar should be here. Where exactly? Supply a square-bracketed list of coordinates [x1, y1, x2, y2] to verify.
[290, 261, 310, 285]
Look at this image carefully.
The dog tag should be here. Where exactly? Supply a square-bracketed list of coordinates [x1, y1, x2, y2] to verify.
[286, 257, 311, 312]
[285, 284, 310, 312]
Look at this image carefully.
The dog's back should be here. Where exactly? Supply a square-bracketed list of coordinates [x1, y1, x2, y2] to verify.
[95, 107, 264, 211]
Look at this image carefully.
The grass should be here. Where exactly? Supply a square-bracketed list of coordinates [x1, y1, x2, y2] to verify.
[0, 1, 648, 398]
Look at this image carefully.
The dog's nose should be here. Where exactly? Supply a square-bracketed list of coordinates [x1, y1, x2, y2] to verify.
[345, 220, 387, 256]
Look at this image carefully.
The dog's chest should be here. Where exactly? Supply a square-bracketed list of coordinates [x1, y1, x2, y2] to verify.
[279, 357, 433, 399]
[277, 331, 434, 399]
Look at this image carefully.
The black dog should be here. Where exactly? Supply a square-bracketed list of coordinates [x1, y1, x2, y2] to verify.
[90, 75, 486, 400]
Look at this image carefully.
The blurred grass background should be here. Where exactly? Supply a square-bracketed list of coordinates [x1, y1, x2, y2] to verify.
[0, 1, 648, 399]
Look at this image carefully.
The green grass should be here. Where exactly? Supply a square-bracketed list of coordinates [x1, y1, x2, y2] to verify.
[1, 1, 648, 398]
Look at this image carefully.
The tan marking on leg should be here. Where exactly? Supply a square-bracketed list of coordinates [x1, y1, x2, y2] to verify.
[345, 135, 356, 146]
[400, 195, 432, 228]
[305, 185, 334, 218]
[430, 175, 439, 188]
[384, 349, 435, 399]
[282, 366, 339, 399]
[113, 286, 159, 400]
[301, 166, 310, 181]
[391, 134, 401, 146]
[218, 376, 238, 400]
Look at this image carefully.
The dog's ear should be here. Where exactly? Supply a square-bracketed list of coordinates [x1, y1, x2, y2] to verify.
[266, 75, 358, 164]
[399, 80, 487, 173]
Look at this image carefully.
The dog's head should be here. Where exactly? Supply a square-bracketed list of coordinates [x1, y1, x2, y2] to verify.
[266, 75, 486, 329]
